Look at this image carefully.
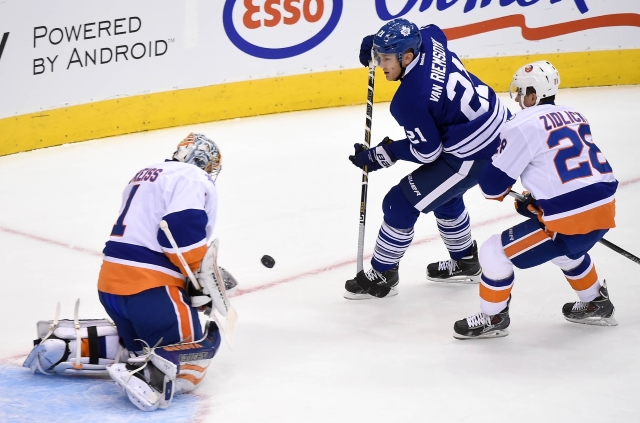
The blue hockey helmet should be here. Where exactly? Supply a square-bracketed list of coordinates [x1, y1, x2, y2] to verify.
[372, 19, 422, 66]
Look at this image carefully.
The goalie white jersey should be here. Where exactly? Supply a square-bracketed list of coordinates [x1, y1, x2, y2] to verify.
[481, 103, 617, 235]
[98, 160, 218, 295]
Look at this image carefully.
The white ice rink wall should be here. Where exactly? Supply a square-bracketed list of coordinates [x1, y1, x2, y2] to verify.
[0, 0, 639, 156]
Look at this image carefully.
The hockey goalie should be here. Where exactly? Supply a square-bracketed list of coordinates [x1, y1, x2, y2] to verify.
[23, 134, 238, 411]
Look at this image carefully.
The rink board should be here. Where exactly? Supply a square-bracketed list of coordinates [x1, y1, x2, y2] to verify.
[1, 48, 638, 157]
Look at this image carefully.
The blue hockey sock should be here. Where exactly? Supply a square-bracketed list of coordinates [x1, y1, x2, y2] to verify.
[436, 209, 473, 260]
[372, 221, 414, 272]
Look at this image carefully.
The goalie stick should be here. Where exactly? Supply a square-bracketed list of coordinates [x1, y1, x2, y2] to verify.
[356, 60, 376, 273]
[508, 190, 640, 265]
[159, 220, 238, 345]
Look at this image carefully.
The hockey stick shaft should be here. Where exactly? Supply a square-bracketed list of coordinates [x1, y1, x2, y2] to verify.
[597, 238, 640, 265]
[159, 220, 202, 290]
[357, 61, 376, 273]
[507, 191, 640, 265]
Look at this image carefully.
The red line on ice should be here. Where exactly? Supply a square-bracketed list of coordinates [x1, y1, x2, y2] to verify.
[0, 226, 102, 256]
[2, 177, 638, 299]
[230, 211, 514, 297]
[232, 176, 640, 298]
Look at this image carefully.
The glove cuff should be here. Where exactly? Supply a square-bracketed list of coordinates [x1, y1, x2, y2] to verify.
[372, 144, 397, 168]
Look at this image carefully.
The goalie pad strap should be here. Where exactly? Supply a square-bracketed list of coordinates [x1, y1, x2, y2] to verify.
[37, 318, 117, 339]
[88, 326, 99, 365]
[58, 341, 71, 367]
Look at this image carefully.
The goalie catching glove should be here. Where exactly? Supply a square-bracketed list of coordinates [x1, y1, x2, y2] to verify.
[186, 239, 236, 317]
[188, 266, 238, 311]
[349, 137, 397, 172]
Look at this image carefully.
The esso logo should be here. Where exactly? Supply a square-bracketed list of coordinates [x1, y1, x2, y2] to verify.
[223, 0, 343, 59]
[524, 65, 533, 73]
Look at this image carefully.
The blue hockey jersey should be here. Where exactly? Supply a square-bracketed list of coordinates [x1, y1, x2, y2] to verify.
[386, 25, 509, 164]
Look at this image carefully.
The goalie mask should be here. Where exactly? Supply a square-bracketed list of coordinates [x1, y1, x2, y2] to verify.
[509, 60, 560, 108]
[173, 133, 222, 180]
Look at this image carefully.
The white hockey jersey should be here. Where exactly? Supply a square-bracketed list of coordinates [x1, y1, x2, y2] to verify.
[480, 103, 617, 235]
[98, 160, 218, 295]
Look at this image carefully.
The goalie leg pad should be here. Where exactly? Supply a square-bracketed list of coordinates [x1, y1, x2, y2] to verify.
[108, 355, 177, 412]
[24, 318, 127, 375]
[107, 321, 219, 411]
[156, 320, 221, 394]
[106, 319, 221, 411]
[23, 339, 67, 375]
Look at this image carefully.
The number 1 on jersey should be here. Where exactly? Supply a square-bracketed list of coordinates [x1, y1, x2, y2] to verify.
[111, 185, 140, 237]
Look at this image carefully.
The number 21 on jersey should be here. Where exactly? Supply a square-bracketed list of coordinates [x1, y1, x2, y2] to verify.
[447, 57, 489, 121]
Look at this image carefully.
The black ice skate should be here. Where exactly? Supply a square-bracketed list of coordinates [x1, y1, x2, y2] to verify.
[453, 303, 510, 339]
[562, 281, 618, 326]
[343, 266, 399, 300]
[426, 241, 481, 284]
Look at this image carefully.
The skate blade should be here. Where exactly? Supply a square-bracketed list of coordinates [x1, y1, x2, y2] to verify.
[453, 329, 509, 340]
[427, 274, 481, 284]
[343, 288, 398, 300]
[564, 315, 618, 327]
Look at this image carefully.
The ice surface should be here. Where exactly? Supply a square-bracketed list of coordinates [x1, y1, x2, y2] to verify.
[1, 86, 639, 422]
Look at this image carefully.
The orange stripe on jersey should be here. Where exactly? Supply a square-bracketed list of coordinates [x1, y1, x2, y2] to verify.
[181, 363, 210, 372]
[566, 265, 599, 291]
[480, 283, 512, 303]
[166, 244, 208, 276]
[503, 229, 550, 259]
[543, 200, 616, 235]
[167, 286, 194, 343]
[97, 261, 185, 295]
[177, 373, 206, 385]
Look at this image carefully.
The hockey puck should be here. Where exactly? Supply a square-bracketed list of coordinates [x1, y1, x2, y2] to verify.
[261, 255, 275, 268]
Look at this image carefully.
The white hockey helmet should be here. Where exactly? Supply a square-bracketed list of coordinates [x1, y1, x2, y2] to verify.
[509, 60, 560, 107]
[173, 133, 222, 180]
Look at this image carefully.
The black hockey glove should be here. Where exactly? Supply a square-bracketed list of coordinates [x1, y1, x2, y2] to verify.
[349, 137, 397, 172]
[514, 191, 541, 219]
[359, 35, 375, 67]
